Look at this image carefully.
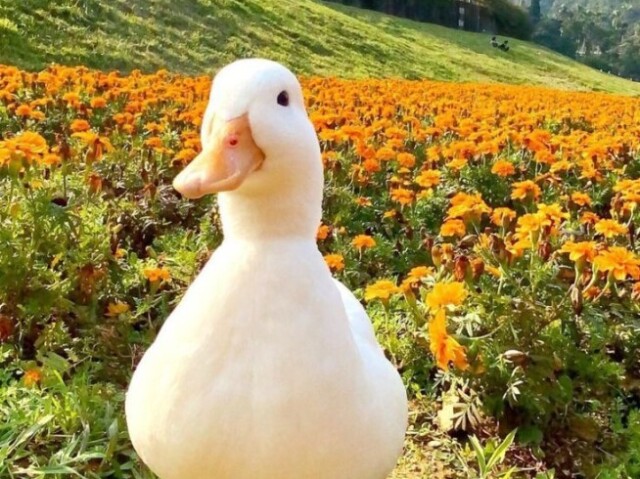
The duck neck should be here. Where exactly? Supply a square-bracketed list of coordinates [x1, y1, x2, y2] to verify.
[218, 179, 323, 243]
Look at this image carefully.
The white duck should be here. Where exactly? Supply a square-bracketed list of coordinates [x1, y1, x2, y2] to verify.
[125, 59, 408, 479]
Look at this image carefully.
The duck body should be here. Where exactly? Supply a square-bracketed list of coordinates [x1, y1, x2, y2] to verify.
[126, 59, 407, 479]
[127, 239, 406, 479]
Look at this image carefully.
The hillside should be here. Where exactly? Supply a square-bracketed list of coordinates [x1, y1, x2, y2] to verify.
[0, 0, 639, 94]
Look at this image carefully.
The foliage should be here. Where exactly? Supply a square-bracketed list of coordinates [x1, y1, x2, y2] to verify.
[461, 430, 519, 478]
[532, 1, 640, 81]
[2, 65, 640, 478]
[486, 0, 533, 39]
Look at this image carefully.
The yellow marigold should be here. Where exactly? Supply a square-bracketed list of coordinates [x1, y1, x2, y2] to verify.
[365, 280, 399, 301]
[324, 254, 345, 272]
[516, 213, 543, 236]
[401, 266, 433, 292]
[426, 281, 467, 311]
[143, 266, 171, 283]
[106, 301, 130, 317]
[440, 219, 466, 238]
[408, 266, 433, 280]
[491, 207, 516, 227]
[558, 241, 597, 263]
[491, 160, 516, 177]
[72, 132, 113, 160]
[42, 153, 62, 166]
[415, 169, 441, 188]
[537, 203, 569, 225]
[594, 219, 628, 238]
[571, 192, 592, 207]
[351, 234, 376, 250]
[447, 192, 491, 221]
[447, 158, 468, 170]
[511, 180, 541, 201]
[594, 247, 640, 281]
[428, 309, 468, 371]
[486, 265, 502, 277]
[174, 148, 198, 164]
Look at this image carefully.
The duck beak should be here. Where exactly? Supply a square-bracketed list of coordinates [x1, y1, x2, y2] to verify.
[173, 113, 265, 199]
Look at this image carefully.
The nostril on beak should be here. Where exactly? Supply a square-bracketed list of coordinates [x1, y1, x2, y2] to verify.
[227, 135, 239, 147]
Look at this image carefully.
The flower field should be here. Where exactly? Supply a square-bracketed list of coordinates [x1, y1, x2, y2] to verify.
[1, 64, 640, 478]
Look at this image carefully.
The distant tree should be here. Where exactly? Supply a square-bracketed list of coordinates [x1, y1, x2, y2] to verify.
[530, 0, 542, 23]
[486, 0, 533, 39]
[533, 17, 576, 56]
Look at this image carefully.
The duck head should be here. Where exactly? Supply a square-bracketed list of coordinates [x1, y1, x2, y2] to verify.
[173, 59, 323, 241]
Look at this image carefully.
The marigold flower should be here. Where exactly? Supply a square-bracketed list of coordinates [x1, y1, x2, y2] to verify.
[491, 160, 516, 177]
[90, 96, 107, 108]
[426, 281, 467, 311]
[428, 309, 468, 371]
[143, 266, 171, 283]
[15, 104, 32, 117]
[415, 169, 441, 188]
[511, 180, 541, 201]
[317, 224, 331, 241]
[70, 119, 91, 132]
[390, 187, 414, 206]
[365, 280, 399, 301]
[571, 192, 592, 207]
[594, 219, 628, 238]
[23, 368, 42, 387]
[491, 207, 516, 227]
[580, 211, 600, 225]
[351, 234, 376, 250]
[594, 247, 640, 281]
[440, 219, 466, 238]
[324, 254, 345, 272]
[559, 241, 598, 263]
[107, 301, 130, 317]
[396, 152, 415, 168]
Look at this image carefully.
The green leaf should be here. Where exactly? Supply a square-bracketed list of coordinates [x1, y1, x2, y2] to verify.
[486, 429, 517, 471]
[8, 414, 54, 455]
[500, 466, 519, 479]
[517, 425, 543, 445]
[469, 435, 487, 476]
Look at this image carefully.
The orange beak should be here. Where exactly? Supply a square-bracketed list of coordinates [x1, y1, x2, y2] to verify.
[173, 114, 265, 199]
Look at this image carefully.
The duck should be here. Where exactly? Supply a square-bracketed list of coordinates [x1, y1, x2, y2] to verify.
[125, 58, 408, 479]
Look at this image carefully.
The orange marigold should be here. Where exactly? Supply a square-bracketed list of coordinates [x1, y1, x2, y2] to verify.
[440, 219, 466, 238]
[324, 254, 345, 272]
[351, 234, 376, 250]
[491, 160, 516, 177]
[511, 180, 541, 201]
[428, 309, 468, 371]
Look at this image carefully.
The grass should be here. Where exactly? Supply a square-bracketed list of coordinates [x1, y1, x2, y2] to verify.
[0, 0, 639, 94]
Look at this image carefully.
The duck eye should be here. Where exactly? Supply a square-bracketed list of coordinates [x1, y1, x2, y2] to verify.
[277, 90, 289, 107]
